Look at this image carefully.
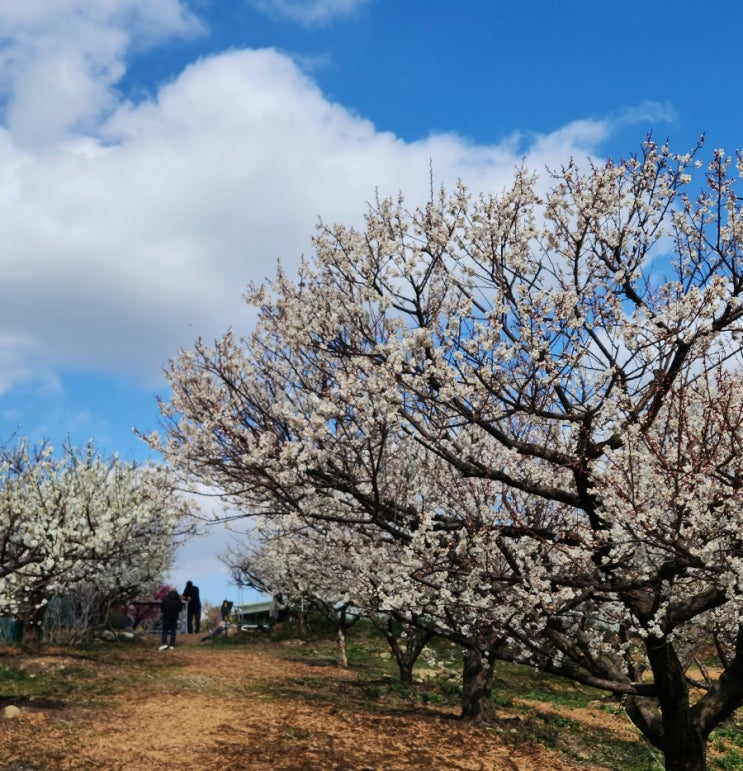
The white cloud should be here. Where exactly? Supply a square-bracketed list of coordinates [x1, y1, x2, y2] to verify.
[616, 100, 679, 128]
[0, 0, 202, 146]
[0, 34, 614, 396]
[246, 0, 370, 26]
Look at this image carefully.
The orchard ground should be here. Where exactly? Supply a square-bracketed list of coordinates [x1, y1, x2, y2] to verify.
[1, 627, 742, 770]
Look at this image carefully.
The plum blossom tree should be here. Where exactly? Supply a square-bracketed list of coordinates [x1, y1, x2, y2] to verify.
[224, 514, 435, 679]
[155, 139, 743, 769]
[225, 515, 361, 666]
[158, 330, 515, 717]
[0, 440, 194, 653]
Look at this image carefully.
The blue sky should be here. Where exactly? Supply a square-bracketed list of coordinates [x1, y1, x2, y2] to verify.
[0, 0, 739, 606]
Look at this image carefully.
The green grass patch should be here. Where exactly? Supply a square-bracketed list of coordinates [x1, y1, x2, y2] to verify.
[0, 656, 105, 707]
[714, 724, 743, 749]
[710, 721, 743, 770]
[493, 660, 598, 709]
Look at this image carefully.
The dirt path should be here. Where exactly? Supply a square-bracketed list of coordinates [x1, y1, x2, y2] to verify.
[1, 635, 597, 770]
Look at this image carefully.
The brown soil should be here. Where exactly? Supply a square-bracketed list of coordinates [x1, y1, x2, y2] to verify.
[0, 634, 626, 770]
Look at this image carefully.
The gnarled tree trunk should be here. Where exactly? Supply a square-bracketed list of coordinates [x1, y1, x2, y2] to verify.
[644, 636, 707, 770]
[461, 647, 496, 723]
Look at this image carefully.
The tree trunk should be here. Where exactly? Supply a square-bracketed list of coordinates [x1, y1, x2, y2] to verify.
[396, 657, 414, 685]
[21, 607, 46, 656]
[372, 616, 432, 686]
[21, 620, 42, 655]
[461, 647, 496, 723]
[645, 635, 708, 770]
[336, 624, 348, 668]
[662, 741, 706, 771]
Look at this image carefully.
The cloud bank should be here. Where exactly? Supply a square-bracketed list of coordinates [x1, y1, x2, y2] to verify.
[0, 1, 634, 395]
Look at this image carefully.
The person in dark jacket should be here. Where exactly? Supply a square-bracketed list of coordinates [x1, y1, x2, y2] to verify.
[182, 580, 202, 634]
[160, 589, 183, 650]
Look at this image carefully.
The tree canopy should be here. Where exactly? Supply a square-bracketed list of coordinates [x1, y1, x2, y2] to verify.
[154, 139, 743, 770]
[0, 439, 194, 650]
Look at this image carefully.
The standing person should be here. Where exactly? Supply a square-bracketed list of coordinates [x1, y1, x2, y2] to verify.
[159, 589, 183, 650]
[182, 580, 201, 634]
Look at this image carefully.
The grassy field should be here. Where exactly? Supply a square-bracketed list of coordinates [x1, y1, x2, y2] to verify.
[286, 623, 743, 770]
[2, 622, 743, 769]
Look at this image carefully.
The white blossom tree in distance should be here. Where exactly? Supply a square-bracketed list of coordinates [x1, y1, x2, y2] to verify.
[0, 440, 194, 653]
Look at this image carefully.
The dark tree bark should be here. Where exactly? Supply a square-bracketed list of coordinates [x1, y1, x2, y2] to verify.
[644, 636, 706, 770]
[461, 647, 496, 723]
